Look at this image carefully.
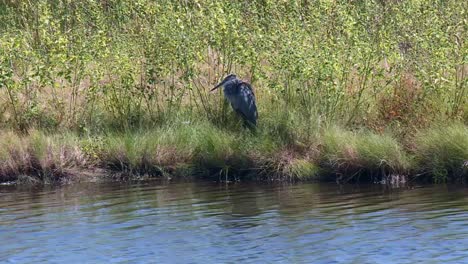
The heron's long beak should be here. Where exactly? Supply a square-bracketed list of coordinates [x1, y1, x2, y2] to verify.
[210, 80, 224, 92]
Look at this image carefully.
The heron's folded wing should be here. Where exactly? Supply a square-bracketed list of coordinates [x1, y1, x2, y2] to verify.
[235, 82, 258, 125]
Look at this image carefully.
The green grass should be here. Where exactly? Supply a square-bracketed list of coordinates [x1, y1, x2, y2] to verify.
[321, 127, 411, 182]
[1, 122, 466, 185]
[414, 124, 468, 183]
[283, 158, 321, 181]
[95, 120, 286, 181]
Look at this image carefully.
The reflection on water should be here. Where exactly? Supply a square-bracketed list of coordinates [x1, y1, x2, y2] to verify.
[1, 181, 468, 263]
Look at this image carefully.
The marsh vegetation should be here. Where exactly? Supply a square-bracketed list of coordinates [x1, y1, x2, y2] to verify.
[0, 1, 466, 184]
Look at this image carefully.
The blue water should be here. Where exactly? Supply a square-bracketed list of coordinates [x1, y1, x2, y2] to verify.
[1, 182, 468, 263]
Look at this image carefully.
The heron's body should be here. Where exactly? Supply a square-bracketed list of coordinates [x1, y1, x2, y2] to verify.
[211, 74, 258, 127]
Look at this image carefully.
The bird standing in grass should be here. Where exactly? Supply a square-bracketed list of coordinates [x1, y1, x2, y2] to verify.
[211, 74, 258, 127]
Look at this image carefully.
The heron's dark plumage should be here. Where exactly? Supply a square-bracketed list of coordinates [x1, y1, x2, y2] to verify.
[212, 74, 258, 127]
[234, 81, 257, 125]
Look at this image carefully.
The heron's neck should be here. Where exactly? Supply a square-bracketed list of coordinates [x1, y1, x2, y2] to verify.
[223, 79, 239, 94]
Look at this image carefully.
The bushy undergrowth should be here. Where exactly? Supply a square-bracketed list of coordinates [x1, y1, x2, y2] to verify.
[0, 0, 466, 134]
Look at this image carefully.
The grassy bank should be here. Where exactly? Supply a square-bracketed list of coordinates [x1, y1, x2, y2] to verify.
[0, 1, 466, 184]
[0, 122, 466, 184]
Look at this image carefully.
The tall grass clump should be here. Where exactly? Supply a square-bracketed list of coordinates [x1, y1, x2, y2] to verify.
[281, 158, 321, 181]
[98, 120, 256, 180]
[321, 127, 411, 182]
[0, 131, 89, 183]
[156, 121, 252, 179]
[414, 124, 468, 183]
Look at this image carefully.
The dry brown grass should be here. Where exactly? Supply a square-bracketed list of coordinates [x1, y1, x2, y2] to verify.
[0, 130, 92, 183]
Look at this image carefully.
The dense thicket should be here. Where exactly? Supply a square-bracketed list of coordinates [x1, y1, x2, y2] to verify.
[1, 0, 466, 132]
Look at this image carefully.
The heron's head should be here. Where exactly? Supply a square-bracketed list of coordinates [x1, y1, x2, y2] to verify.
[211, 74, 237, 92]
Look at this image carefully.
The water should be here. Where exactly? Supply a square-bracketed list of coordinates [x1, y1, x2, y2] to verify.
[1, 181, 468, 263]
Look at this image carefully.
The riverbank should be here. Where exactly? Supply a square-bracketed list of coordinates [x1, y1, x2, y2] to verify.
[1, 1, 466, 185]
[1, 122, 466, 185]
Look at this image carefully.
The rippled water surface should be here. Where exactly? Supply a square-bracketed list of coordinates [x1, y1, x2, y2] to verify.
[1, 181, 468, 263]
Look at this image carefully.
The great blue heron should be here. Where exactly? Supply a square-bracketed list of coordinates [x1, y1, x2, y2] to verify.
[211, 74, 258, 127]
